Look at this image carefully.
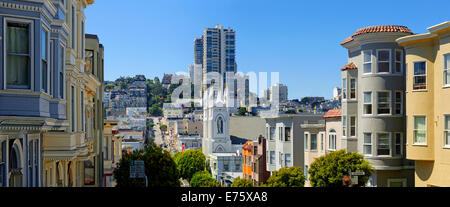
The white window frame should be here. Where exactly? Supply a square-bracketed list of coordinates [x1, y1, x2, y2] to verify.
[41, 26, 50, 94]
[444, 115, 450, 148]
[328, 131, 337, 151]
[377, 91, 392, 115]
[350, 78, 356, 100]
[320, 133, 324, 152]
[413, 61, 427, 91]
[413, 115, 427, 146]
[3, 17, 35, 91]
[342, 116, 347, 137]
[394, 91, 403, 115]
[394, 49, 403, 74]
[342, 78, 347, 100]
[363, 133, 372, 156]
[376, 49, 391, 73]
[394, 132, 403, 156]
[444, 54, 450, 87]
[377, 133, 391, 156]
[363, 91, 373, 115]
[363, 50, 372, 74]
[304, 133, 309, 151]
[350, 116, 356, 137]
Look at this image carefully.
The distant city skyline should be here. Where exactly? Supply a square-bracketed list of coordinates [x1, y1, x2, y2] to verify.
[84, 0, 449, 100]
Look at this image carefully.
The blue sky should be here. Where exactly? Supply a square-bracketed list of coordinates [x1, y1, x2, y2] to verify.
[85, 0, 449, 99]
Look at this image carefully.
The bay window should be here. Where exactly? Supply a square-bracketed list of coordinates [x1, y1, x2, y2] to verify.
[394, 91, 403, 115]
[413, 116, 426, 145]
[41, 29, 48, 93]
[395, 50, 403, 73]
[342, 78, 347, 99]
[413, 62, 426, 90]
[377, 92, 390, 115]
[350, 79, 356, 99]
[394, 133, 402, 156]
[363, 133, 372, 155]
[445, 115, 450, 147]
[363, 50, 372, 74]
[377, 50, 390, 73]
[377, 133, 390, 156]
[6, 22, 31, 89]
[342, 116, 347, 137]
[311, 134, 317, 151]
[444, 54, 450, 86]
[364, 92, 372, 115]
[328, 130, 336, 151]
[350, 116, 356, 137]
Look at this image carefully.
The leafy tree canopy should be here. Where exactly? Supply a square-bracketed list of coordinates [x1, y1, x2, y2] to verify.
[231, 177, 254, 187]
[113, 143, 180, 187]
[190, 171, 221, 187]
[308, 149, 374, 187]
[174, 149, 206, 181]
[264, 166, 305, 187]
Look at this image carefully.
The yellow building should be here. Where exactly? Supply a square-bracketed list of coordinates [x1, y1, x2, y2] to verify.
[42, 0, 98, 187]
[104, 120, 122, 187]
[396, 21, 450, 187]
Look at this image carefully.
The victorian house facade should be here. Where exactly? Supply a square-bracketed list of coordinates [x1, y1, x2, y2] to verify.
[0, 0, 101, 187]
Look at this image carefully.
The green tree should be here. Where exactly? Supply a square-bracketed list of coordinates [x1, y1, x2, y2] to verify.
[285, 110, 297, 114]
[174, 149, 206, 181]
[159, 124, 168, 132]
[113, 143, 180, 187]
[308, 149, 374, 187]
[264, 166, 305, 187]
[190, 171, 221, 187]
[238, 107, 247, 116]
[231, 177, 254, 187]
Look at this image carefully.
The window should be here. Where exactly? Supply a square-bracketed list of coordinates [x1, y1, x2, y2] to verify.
[342, 116, 347, 137]
[394, 91, 403, 115]
[85, 50, 94, 73]
[305, 165, 308, 180]
[270, 151, 275, 164]
[328, 130, 336, 151]
[279, 127, 283, 141]
[413, 62, 426, 90]
[394, 133, 402, 156]
[444, 54, 450, 86]
[285, 127, 291, 141]
[0, 141, 5, 186]
[377, 133, 390, 156]
[279, 152, 282, 166]
[311, 134, 317, 151]
[284, 154, 291, 167]
[363, 50, 372, 73]
[270, 127, 275, 140]
[377, 92, 390, 115]
[395, 50, 403, 73]
[377, 50, 390, 73]
[304, 134, 309, 150]
[414, 116, 426, 145]
[320, 134, 324, 151]
[81, 92, 84, 132]
[6, 22, 31, 89]
[81, 21, 85, 59]
[41, 29, 48, 93]
[72, 6, 76, 49]
[363, 133, 372, 155]
[350, 79, 356, 99]
[350, 116, 356, 137]
[71, 86, 75, 132]
[364, 92, 372, 115]
[342, 78, 347, 99]
[445, 115, 450, 147]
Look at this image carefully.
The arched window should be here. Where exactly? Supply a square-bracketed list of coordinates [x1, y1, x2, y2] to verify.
[215, 145, 225, 152]
[328, 129, 337, 151]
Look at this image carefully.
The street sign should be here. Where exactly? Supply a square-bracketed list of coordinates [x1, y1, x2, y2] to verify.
[130, 160, 145, 178]
[350, 170, 365, 176]
[351, 175, 358, 185]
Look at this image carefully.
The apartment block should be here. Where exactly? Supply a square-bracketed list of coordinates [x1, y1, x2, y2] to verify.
[396, 21, 450, 187]
[340, 25, 415, 187]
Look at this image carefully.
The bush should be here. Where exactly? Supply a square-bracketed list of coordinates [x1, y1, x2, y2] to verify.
[190, 171, 221, 187]
[231, 177, 254, 187]
[308, 149, 374, 187]
[113, 143, 180, 187]
[264, 166, 305, 187]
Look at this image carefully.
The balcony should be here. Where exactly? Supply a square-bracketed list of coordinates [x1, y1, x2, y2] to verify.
[43, 132, 86, 151]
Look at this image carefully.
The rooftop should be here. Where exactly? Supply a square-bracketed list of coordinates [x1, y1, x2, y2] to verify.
[341, 25, 413, 45]
[324, 109, 342, 118]
[340, 62, 357, 71]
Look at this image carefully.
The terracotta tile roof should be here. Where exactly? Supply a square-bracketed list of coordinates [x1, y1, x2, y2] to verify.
[324, 109, 341, 118]
[340, 62, 357, 71]
[341, 25, 413, 45]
